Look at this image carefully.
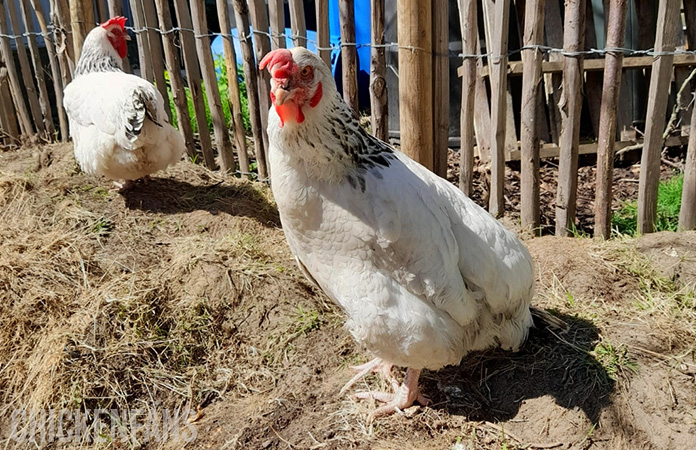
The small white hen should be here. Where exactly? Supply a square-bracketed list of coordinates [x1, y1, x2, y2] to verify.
[63, 17, 184, 190]
[260, 48, 552, 417]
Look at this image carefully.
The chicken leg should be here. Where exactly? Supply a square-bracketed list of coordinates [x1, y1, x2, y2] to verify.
[355, 368, 430, 417]
[339, 358, 397, 395]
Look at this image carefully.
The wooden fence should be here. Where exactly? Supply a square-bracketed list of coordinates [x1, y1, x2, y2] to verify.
[0, 0, 695, 238]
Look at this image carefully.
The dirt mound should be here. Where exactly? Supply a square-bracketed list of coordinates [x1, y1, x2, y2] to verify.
[1, 143, 695, 449]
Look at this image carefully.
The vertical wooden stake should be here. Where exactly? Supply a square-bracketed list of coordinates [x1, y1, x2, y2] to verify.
[0, 1, 32, 135]
[555, 0, 586, 236]
[679, 95, 696, 230]
[216, 0, 251, 178]
[190, 0, 236, 173]
[288, 0, 307, 47]
[594, 0, 628, 239]
[128, 0, 153, 82]
[370, 0, 388, 142]
[316, 0, 331, 66]
[141, 0, 170, 121]
[458, 0, 476, 196]
[519, 0, 545, 231]
[339, 0, 359, 112]
[268, 0, 285, 49]
[172, 0, 216, 169]
[637, 0, 680, 234]
[233, 0, 268, 179]
[397, 0, 432, 170]
[30, 0, 69, 140]
[6, 0, 45, 135]
[153, 0, 195, 160]
[19, 0, 55, 138]
[249, 0, 271, 153]
[51, 0, 75, 82]
[432, 0, 448, 179]
[487, 0, 511, 217]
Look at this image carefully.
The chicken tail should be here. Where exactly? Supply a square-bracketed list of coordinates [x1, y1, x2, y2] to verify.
[530, 306, 569, 332]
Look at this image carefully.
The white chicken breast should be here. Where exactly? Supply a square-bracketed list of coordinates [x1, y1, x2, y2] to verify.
[261, 48, 537, 417]
[63, 17, 184, 189]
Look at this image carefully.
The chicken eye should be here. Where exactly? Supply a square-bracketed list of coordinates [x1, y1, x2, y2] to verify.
[300, 66, 313, 80]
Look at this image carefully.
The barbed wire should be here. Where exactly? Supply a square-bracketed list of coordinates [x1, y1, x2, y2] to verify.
[3, 24, 696, 61]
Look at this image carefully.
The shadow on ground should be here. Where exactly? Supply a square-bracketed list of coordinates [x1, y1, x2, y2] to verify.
[120, 177, 280, 227]
[422, 312, 613, 424]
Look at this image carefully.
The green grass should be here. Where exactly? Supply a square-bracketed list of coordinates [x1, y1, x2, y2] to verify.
[164, 56, 251, 136]
[612, 173, 683, 236]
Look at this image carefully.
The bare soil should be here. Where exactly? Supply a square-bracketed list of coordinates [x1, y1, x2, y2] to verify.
[0, 143, 695, 450]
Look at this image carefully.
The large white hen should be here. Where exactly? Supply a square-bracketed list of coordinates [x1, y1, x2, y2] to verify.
[260, 48, 550, 417]
[63, 17, 184, 190]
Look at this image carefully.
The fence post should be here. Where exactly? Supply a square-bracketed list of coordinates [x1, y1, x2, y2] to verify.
[172, 0, 216, 169]
[128, 0, 153, 82]
[316, 0, 330, 66]
[520, 0, 546, 232]
[0, 53, 20, 141]
[190, 0, 236, 173]
[487, 0, 511, 217]
[637, 0, 680, 234]
[268, 0, 285, 49]
[457, 0, 476, 196]
[153, 0, 195, 161]
[370, 0, 388, 142]
[679, 87, 696, 231]
[432, 0, 448, 179]
[51, 0, 75, 81]
[5, 0, 45, 135]
[19, 0, 55, 138]
[0, 2, 33, 135]
[594, 0, 628, 239]
[397, 0, 432, 170]
[249, 0, 271, 154]
[339, 0, 358, 112]
[141, 0, 170, 121]
[233, 0, 268, 180]
[555, 0, 586, 236]
[216, 0, 251, 179]
[30, 0, 69, 140]
[288, 0, 306, 48]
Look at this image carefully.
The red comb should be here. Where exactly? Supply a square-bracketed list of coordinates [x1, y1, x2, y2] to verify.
[259, 49, 295, 78]
[100, 16, 127, 30]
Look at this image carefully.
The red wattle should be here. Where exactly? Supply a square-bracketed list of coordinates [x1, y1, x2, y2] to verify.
[309, 82, 323, 108]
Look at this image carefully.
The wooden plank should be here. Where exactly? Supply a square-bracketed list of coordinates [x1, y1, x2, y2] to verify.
[473, 35, 491, 162]
[19, 0, 55, 138]
[268, 0, 285, 49]
[397, 0, 433, 170]
[542, 0, 563, 145]
[216, 0, 250, 178]
[141, 0, 170, 121]
[339, 0, 359, 111]
[95, 0, 108, 22]
[555, 0, 586, 237]
[432, 0, 448, 178]
[0, 2, 32, 135]
[472, 53, 696, 77]
[172, 0, 216, 169]
[519, 0, 545, 231]
[128, 0, 153, 82]
[288, 0, 307, 47]
[82, 0, 95, 29]
[29, 0, 68, 141]
[153, 0, 195, 160]
[51, 0, 75, 81]
[458, 0, 476, 195]
[486, 0, 511, 217]
[0, 52, 20, 141]
[679, 97, 696, 230]
[594, 0, 628, 239]
[233, 0, 268, 179]
[637, 0, 680, 234]
[249, 0, 271, 153]
[316, 0, 331, 66]
[107, 0, 130, 72]
[190, 0, 235, 173]
[6, 0, 45, 135]
[370, 0, 388, 142]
